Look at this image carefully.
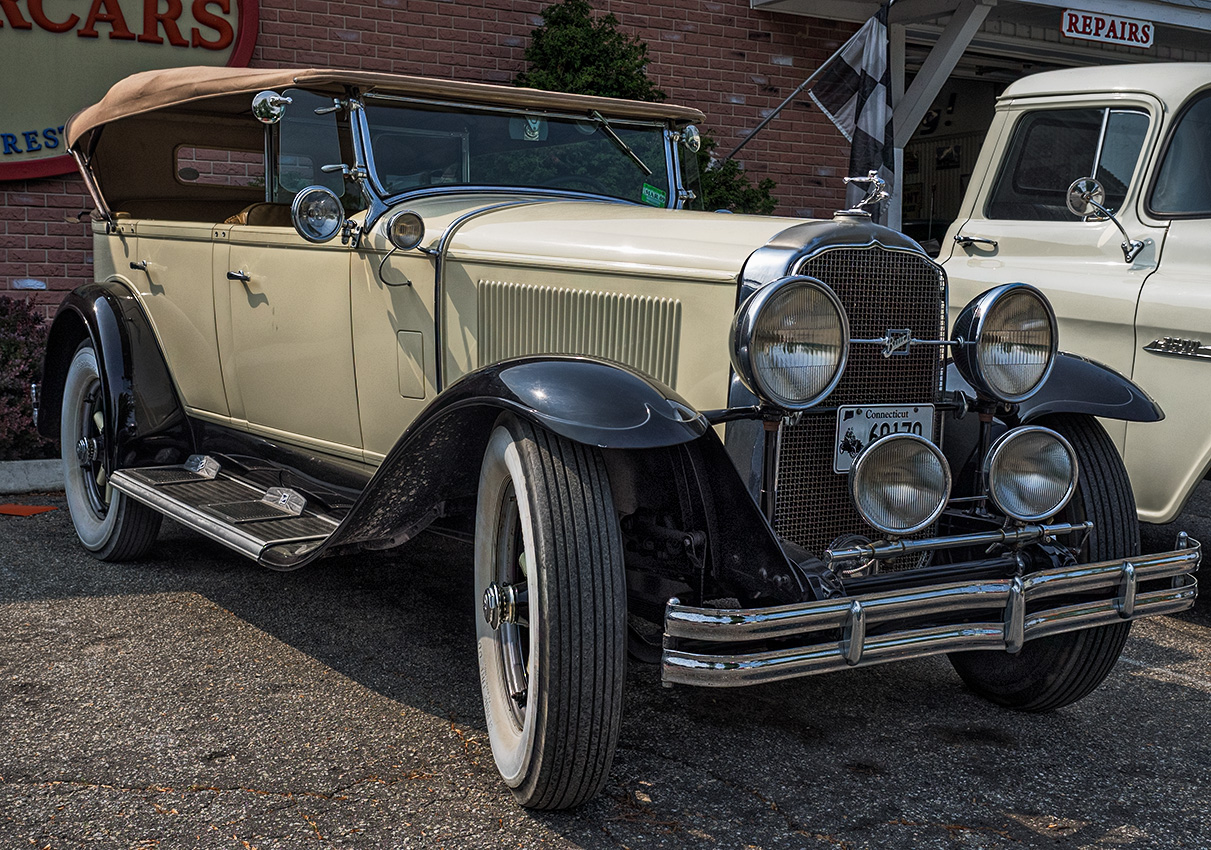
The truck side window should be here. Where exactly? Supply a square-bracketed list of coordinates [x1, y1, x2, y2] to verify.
[1150, 92, 1211, 218]
[987, 107, 1148, 221]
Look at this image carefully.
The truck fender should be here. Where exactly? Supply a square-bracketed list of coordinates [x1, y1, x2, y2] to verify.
[39, 282, 191, 470]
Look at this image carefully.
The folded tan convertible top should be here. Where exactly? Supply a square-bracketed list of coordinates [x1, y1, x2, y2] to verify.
[66, 66, 706, 150]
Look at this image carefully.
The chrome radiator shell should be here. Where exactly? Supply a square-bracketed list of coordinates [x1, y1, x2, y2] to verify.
[774, 244, 948, 558]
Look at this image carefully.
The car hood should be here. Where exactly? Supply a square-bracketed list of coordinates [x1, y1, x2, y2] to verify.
[377, 194, 805, 284]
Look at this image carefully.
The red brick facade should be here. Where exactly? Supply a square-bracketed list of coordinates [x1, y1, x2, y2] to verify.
[1, 0, 857, 316]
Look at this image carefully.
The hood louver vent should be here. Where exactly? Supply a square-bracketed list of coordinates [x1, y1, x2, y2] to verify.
[478, 280, 682, 388]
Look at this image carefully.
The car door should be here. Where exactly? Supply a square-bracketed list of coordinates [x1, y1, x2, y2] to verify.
[214, 221, 362, 459]
[943, 94, 1167, 448]
[1124, 88, 1211, 523]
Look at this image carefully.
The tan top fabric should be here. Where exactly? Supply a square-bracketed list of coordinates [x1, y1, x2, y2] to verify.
[66, 66, 705, 150]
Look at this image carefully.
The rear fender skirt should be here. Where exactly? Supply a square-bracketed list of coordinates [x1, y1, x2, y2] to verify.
[39, 282, 192, 469]
[262, 357, 715, 568]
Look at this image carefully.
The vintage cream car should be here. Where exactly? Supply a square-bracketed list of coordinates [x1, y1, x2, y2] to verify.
[40, 67, 1198, 809]
[945, 63, 1211, 527]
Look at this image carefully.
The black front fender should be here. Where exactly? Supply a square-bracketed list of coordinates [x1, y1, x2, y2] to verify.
[261, 357, 711, 568]
[946, 351, 1163, 426]
[942, 351, 1162, 494]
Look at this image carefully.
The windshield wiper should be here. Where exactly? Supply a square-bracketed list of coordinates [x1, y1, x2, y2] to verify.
[590, 110, 652, 176]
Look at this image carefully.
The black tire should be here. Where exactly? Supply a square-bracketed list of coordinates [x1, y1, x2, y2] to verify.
[61, 341, 161, 561]
[474, 417, 626, 809]
[949, 413, 1135, 712]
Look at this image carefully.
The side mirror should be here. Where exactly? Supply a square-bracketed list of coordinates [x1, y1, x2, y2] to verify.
[1065, 177, 1145, 264]
[291, 185, 345, 243]
[1065, 177, 1106, 218]
[252, 91, 292, 125]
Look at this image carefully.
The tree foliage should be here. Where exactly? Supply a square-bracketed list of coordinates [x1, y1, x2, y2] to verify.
[515, 0, 778, 215]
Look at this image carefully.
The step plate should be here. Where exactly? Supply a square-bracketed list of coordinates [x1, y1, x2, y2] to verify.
[109, 469, 339, 562]
[128, 467, 215, 486]
[206, 500, 299, 524]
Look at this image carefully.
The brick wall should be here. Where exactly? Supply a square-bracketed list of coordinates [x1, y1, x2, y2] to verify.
[1, 0, 857, 315]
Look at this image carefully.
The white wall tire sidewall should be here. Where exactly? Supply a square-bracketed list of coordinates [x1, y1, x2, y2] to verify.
[60, 345, 119, 552]
[475, 425, 539, 787]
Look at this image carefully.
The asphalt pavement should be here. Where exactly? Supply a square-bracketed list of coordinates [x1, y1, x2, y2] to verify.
[1, 484, 1209, 849]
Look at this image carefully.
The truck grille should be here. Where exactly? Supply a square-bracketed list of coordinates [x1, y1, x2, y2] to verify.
[774, 246, 947, 561]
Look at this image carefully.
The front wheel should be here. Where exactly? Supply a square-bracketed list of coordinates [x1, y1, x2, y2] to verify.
[474, 418, 626, 809]
[61, 341, 161, 561]
[949, 414, 1135, 712]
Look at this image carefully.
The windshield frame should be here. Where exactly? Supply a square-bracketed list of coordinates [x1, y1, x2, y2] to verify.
[356, 91, 682, 214]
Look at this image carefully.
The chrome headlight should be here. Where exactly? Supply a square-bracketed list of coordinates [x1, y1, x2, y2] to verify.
[952, 283, 1057, 403]
[849, 434, 951, 536]
[291, 185, 345, 243]
[983, 426, 1078, 522]
[730, 276, 849, 410]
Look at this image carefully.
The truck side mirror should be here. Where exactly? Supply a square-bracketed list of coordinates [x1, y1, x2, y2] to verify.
[1065, 177, 1145, 264]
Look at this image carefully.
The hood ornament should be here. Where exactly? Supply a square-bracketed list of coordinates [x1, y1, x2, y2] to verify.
[840, 170, 890, 216]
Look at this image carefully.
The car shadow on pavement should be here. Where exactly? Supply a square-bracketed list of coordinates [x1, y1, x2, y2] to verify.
[3, 494, 1209, 849]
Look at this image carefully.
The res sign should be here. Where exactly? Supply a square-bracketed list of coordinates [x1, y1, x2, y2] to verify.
[0, 0, 257, 180]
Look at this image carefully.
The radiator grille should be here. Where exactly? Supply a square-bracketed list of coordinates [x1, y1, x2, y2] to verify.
[478, 280, 681, 387]
[774, 246, 947, 561]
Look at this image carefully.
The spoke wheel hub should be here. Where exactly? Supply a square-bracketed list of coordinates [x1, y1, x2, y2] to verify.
[483, 581, 528, 631]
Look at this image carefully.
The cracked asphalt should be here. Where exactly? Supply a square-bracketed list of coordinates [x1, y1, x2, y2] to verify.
[2, 484, 1209, 849]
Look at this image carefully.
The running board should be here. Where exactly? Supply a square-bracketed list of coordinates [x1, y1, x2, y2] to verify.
[110, 455, 339, 563]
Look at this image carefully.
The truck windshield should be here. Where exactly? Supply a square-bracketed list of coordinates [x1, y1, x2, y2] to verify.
[363, 98, 673, 206]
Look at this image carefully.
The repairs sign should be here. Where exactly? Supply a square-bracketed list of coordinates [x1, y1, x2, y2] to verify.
[1062, 10, 1154, 48]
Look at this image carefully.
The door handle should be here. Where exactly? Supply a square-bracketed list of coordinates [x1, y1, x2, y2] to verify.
[953, 235, 998, 250]
[129, 260, 148, 271]
[226, 269, 251, 282]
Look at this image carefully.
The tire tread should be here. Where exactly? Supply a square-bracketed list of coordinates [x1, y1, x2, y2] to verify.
[513, 421, 624, 809]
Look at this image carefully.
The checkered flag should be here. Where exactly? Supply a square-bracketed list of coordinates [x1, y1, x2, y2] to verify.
[807, 3, 894, 213]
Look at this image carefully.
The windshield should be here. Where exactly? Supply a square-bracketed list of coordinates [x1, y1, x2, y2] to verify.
[363, 98, 673, 206]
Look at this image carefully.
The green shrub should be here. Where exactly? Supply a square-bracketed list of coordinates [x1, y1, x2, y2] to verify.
[697, 135, 779, 216]
[0, 296, 57, 461]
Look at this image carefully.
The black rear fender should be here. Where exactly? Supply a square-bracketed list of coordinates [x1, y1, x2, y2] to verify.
[39, 282, 191, 469]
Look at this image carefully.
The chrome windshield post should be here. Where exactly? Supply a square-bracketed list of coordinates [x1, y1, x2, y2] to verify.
[347, 93, 389, 231]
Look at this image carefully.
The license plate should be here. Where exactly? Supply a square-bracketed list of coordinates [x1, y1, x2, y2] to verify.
[834, 404, 935, 473]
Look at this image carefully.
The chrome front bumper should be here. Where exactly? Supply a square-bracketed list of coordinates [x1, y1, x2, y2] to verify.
[661, 534, 1200, 687]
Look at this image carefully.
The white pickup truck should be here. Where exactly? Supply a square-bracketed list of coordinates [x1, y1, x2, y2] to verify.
[944, 62, 1211, 526]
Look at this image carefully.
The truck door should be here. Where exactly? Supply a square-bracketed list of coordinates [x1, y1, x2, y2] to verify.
[1125, 89, 1211, 523]
[943, 95, 1167, 445]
